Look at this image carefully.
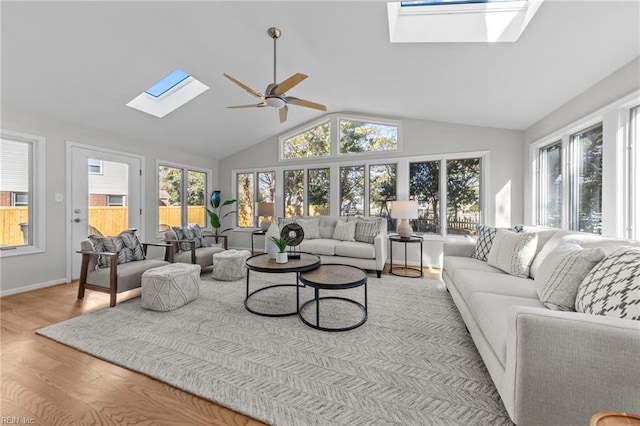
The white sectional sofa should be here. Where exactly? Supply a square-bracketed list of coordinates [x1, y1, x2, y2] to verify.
[443, 228, 640, 426]
[276, 215, 387, 277]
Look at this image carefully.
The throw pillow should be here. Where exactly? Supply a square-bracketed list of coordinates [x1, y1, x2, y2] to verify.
[172, 227, 192, 252]
[487, 229, 538, 278]
[333, 220, 356, 242]
[186, 224, 205, 248]
[472, 224, 524, 261]
[277, 217, 298, 228]
[297, 218, 321, 239]
[575, 246, 640, 320]
[354, 218, 383, 244]
[535, 243, 606, 311]
[88, 229, 145, 270]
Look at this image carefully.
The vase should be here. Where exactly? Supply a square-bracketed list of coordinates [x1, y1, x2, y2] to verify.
[266, 222, 280, 259]
[210, 190, 221, 208]
[276, 252, 288, 264]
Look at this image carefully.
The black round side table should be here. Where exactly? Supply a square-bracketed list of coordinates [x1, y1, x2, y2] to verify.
[388, 235, 423, 278]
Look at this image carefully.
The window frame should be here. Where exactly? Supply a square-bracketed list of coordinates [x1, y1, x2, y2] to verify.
[0, 129, 46, 257]
[338, 115, 401, 157]
[155, 160, 212, 235]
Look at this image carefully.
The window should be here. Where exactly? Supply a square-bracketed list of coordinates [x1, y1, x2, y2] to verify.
[236, 173, 254, 227]
[284, 170, 304, 217]
[308, 168, 330, 216]
[369, 164, 397, 218]
[87, 158, 103, 174]
[339, 166, 365, 216]
[339, 119, 398, 155]
[0, 130, 44, 254]
[107, 195, 125, 207]
[410, 160, 440, 233]
[145, 69, 190, 98]
[157, 164, 209, 231]
[282, 121, 330, 160]
[631, 106, 640, 239]
[537, 142, 562, 228]
[446, 158, 481, 235]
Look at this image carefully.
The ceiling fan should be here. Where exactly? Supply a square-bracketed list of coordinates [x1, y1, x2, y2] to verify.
[224, 27, 326, 123]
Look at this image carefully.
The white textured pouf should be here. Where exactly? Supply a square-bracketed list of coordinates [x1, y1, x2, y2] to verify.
[212, 249, 251, 281]
[141, 263, 201, 311]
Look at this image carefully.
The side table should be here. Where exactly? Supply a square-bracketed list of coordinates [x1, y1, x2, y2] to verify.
[251, 230, 265, 254]
[389, 235, 423, 278]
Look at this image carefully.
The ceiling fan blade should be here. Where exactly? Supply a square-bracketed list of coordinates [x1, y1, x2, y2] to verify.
[286, 97, 327, 111]
[223, 73, 263, 98]
[227, 102, 267, 109]
[279, 105, 288, 123]
[273, 73, 308, 95]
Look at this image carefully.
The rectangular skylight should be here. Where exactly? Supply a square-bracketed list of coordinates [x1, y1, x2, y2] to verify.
[144, 68, 190, 98]
[127, 68, 209, 118]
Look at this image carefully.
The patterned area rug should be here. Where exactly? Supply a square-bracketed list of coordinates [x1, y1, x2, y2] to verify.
[37, 271, 512, 425]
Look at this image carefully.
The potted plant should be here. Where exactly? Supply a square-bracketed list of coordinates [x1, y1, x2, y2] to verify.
[270, 235, 292, 263]
[206, 190, 237, 246]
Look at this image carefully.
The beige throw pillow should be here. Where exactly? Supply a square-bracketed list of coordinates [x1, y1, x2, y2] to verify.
[487, 229, 538, 278]
[333, 221, 356, 241]
[297, 218, 321, 239]
[535, 243, 606, 311]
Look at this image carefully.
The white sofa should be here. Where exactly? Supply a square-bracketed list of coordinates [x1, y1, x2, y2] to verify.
[443, 228, 640, 426]
[277, 216, 387, 277]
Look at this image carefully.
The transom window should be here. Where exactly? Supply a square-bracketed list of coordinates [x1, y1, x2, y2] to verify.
[281, 121, 330, 160]
[339, 119, 398, 155]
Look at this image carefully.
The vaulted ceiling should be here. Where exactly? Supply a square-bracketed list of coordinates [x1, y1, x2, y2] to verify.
[2, 1, 639, 159]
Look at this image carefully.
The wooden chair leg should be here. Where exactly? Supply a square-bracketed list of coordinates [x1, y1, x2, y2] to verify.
[78, 254, 90, 299]
[109, 291, 117, 307]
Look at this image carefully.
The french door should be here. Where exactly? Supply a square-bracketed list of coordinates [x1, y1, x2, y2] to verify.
[67, 143, 143, 280]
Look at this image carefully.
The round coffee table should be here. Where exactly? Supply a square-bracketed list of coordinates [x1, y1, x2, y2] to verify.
[299, 264, 368, 332]
[244, 253, 320, 317]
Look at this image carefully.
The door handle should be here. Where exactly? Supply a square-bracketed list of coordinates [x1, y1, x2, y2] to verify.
[73, 218, 82, 223]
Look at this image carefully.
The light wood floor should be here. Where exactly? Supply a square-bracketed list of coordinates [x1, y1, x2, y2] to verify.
[1, 282, 265, 426]
[1, 266, 440, 425]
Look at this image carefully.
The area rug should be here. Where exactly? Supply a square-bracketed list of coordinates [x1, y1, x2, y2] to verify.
[37, 272, 512, 426]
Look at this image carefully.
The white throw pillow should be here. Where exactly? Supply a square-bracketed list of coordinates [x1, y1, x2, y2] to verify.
[487, 229, 538, 278]
[535, 243, 606, 311]
[575, 246, 640, 320]
[472, 224, 524, 261]
[297, 218, 321, 239]
[332, 220, 356, 242]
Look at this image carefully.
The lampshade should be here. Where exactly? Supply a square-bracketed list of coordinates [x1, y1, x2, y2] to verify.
[390, 200, 418, 219]
[257, 202, 274, 217]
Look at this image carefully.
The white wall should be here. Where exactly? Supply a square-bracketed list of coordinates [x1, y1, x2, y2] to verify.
[219, 112, 525, 262]
[523, 57, 640, 225]
[0, 107, 218, 295]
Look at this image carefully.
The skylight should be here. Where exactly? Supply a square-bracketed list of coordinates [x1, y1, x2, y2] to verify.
[126, 68, 209, 118]
[388, 0, 544, 43]
[144, 69, 190, 98]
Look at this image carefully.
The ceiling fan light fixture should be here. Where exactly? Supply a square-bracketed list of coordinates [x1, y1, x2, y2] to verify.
[265, 97, 286, 109]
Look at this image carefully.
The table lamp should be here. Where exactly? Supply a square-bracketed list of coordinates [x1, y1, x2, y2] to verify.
[257, 202, 275, 231]
[391, 200, 418, 239]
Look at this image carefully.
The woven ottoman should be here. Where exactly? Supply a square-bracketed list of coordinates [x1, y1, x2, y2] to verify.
[212, 249, 251, 281]
[141, 263, 201, 311]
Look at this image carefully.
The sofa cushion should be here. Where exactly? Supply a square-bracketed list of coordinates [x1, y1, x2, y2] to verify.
[469, 292, 545, 366]
[86, 258, 169, 291]
[487, 229, 538, 278]
[453, 269, 538, 306]
[333, 220, 356, 241]
[535, 243, 606, 311]
[173, 245, 225, 268]
[297, 218, 321, 239]
[443, 256, 504, 280]
[575, 246, 640, 320]
[530, 230, 639, 279]
[88, 229, 145, 270]
[317, 216, 344, 239]
[335, 241, 376, 259]
[299, 239, 338, 256]
[354, 217, 383, 244]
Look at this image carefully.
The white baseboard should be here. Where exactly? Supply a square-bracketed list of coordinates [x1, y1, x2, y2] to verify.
[0, 278, 68, 297]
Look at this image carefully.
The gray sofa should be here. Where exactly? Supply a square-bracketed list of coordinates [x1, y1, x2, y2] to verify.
[443, 228, 640, 425]
[277, 216, 387, 277]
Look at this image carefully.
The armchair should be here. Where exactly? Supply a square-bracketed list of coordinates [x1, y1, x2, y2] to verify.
[77, 239, 171, 307]
[163, 228, 226, 269]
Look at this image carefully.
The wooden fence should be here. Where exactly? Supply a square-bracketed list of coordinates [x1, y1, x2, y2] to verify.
[0, 206, 207, 246]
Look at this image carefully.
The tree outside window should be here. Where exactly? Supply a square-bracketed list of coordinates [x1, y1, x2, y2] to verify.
[282, 122, 330, 159]
[339, 120, 398, 154]
[409, 161, 440, 234]
[571, 124, 602, 234]
[446, 158, 481, 235]
[308, 168, 330, 216]
[284, 170, 304, 217]
[236, 173, 254, 227]
[339, 166, 365, 216]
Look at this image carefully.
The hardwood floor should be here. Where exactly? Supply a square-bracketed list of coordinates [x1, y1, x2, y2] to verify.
[0, 282, 264, 426]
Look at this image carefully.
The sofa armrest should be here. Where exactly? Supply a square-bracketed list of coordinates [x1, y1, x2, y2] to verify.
[503, 305, 640, 425]
[374, 233, 387, 272]
[443, 239, 475, 257]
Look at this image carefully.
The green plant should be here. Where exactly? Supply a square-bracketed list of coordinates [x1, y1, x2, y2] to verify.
[206, 191, 237, 236]
[270, 236, 293, 253]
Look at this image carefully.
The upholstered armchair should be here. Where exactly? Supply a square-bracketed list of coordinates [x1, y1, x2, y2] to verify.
[163, 225, 226, 269]
[77, 230, 172, 307]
